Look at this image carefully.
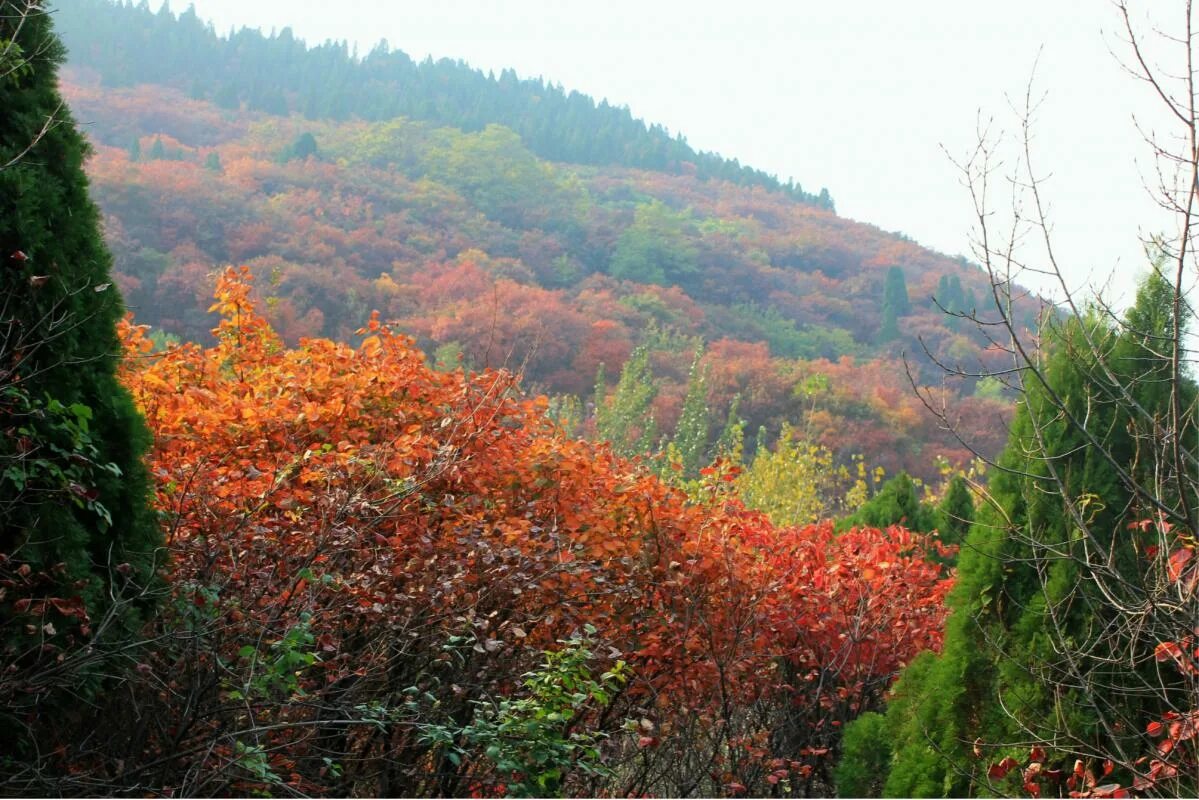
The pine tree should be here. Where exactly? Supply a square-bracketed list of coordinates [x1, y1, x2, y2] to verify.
[0, 0, 160, 700]
[127, 135, 141, 162]
[839, 271, 1193, 797]
[147, 135, 165, 159]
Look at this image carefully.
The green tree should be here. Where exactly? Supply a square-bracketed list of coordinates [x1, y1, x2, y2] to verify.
[127, 135, 141, 162]
[213, 81, 239, 109]
[147, 134, 165, 159]
[593, 344, 657, 458]
[883, 265, 911, 316]
[841, 271, 1194, 797]
[935, 274, 965, 330]
[285, 131, 318, 161]
[933, 474, 973, 549]
[713, 393, 744, 460]
[667, 347, 710, 478]
[203, 150, 222, 172]
[0, 0, 160, 727]
[876, 266, 911, 342]
[834, 711, 890, 798]
[842, 471, 936, 532]
[608, 200, 698, 287]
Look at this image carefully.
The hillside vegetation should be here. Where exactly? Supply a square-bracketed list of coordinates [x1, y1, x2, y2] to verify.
[52, 0, 1027, 481]
[5, 2, 1196, 798]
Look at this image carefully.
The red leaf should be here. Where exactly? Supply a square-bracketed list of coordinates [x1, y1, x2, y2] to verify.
[1167, 547, 1194, 581]
[1154, 641, 1182, 663]
[989, 757, 1019, 781]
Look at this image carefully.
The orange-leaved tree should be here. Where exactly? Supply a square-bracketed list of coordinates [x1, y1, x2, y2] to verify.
[58, 266, 954, 797]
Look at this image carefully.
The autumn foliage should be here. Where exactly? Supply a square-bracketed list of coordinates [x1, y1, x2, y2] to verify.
[10, 267, 955, 796]
[57, 72, 1017, 483]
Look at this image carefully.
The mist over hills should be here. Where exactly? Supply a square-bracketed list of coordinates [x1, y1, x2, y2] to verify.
[55, 0, 834, 208]
[52, 0, 1032, 479]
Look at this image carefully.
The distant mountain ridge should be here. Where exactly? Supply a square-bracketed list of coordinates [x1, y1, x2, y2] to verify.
[49, 0, 1033, 481]
[54, 0, 834, 209]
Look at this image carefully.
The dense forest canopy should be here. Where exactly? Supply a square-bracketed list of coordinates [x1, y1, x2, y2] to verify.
[3, 0, 1197, 797]
[54, 0, 834, 208]
[46, 0, 1037, 482]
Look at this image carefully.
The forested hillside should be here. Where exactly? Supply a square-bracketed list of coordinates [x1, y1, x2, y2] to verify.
[48, 0, 1029, 481]
[55, 0, 833, 207]
[6, 1, 1197, 798]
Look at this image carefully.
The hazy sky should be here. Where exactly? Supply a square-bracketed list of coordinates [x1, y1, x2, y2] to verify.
[145, 1, 1187, 306]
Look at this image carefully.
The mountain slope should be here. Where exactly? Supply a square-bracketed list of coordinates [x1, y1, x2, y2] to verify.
[52, 0, 1029, 481]
[55, 0, 832, 208]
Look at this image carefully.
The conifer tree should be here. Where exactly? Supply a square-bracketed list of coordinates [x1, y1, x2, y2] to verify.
[838, 271, 1194, 797]
[843, 471, 936, 532]
[933, 474, 973, 548]
[882, 265, 911, 316]
[0, 0, 160, 691]
[877, 267, 910, 342]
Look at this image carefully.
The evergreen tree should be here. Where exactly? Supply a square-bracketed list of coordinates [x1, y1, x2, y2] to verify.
[839, 271, 1194, 797]
[876, 304, 900, 343]
[0, 0, 160, 719]
[127, 135, 141, 162]
[933, 474, 973, 549]
[883, 265, 911, 316]
[203, 150, 222, 172]
[286, 131, 318, 161]
[843, 471, 936, 532]
[147, 135, 165, 159]
[877, 266, 910, 342]
[213, 81, 239, 109]
[55, 0, 835, 205]
[935, 274, 965, 331]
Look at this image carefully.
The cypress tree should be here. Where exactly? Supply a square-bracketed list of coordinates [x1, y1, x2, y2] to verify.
[882, 265, 911, 316]
[838, 271, 1194, 797]
[843, 471, 936, 532]
[0, 0, 161, 712]
[878, 266, 910, 343]
[877, 304, 900, 343]
[933, 474, 973, 549]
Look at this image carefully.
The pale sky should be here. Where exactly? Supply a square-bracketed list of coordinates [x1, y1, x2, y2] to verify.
[147, 1, 1190, 308]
